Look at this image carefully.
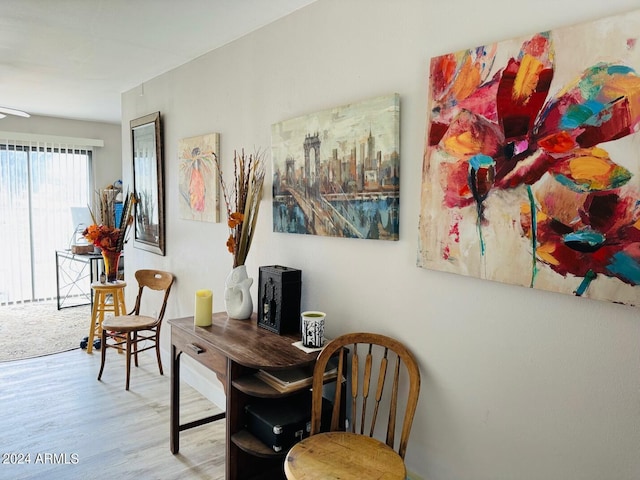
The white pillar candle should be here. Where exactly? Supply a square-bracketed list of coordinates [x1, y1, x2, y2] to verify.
[194, 289, 213, 327]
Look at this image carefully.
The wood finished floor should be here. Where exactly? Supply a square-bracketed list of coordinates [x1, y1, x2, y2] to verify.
[0, 348, 225, 480]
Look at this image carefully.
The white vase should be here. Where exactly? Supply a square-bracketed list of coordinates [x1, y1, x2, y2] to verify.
[224, 265, 254, 320]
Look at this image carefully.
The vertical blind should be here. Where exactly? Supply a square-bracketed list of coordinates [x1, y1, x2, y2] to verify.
[0, 135, 97, 305]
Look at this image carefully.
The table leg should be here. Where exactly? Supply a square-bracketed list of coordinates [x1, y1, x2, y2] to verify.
[170, 345, 181, 454]
[56, 252, 61, 310]
[227, 359, 240, 480]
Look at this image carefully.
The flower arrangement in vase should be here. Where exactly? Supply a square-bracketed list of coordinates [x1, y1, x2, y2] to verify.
[214, 149, 266, 319]
[83, 188, 136, 283]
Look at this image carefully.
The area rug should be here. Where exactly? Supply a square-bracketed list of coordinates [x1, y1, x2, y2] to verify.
[0, 301, 90, 362]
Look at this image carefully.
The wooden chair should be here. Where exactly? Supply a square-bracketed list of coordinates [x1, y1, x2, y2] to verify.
[97, 269, 175, 390]
[284, 332, 421, 480]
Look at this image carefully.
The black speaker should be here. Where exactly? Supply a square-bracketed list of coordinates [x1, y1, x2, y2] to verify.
[257, 265, 302, 335]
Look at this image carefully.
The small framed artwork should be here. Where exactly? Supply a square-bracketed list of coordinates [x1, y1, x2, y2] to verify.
[178, 133, 220, 223]
[131, 111, 165, 256]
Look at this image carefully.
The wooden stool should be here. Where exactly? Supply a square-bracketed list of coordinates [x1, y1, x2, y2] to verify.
[87, 281, 127, 354]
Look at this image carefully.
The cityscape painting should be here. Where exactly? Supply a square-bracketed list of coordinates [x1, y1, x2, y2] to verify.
[418, 9, 640, 307]
[271, 93, 400, 240]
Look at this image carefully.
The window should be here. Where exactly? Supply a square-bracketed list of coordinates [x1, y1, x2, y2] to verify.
[0, 141, 92, 304]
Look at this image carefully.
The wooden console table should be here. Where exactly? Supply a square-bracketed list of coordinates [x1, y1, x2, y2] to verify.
[169, 312, 321, 480]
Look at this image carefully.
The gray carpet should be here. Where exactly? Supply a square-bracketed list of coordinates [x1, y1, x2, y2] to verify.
[0, 301, 90, 362]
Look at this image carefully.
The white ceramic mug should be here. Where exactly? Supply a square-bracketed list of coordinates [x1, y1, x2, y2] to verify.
[301, 311, 325, 348]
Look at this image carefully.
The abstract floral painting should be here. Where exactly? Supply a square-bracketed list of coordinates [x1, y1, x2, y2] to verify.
[178, 133, 220, 223]
[418, 9, 640, 306]
[272, 93, 400, 240]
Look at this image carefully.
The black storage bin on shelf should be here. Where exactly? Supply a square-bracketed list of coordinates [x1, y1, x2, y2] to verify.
[244, 392, 332, 453]
[257, 265, 301, 335]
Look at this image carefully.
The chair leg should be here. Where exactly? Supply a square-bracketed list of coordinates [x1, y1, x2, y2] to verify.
[133, 331, 139, 367]
[155, 331, 163, 376]
[97, 328, 107, 380]
[125, 332, 132, 391]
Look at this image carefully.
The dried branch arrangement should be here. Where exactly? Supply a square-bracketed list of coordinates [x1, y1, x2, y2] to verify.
[215, 148, 266, 267]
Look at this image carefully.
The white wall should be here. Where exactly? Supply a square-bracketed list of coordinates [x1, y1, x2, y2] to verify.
[0, 114, 122, 190]
[120, 1, 640, 478]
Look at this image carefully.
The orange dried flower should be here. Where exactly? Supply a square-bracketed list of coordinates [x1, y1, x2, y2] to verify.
[82, 224, 121, 252]
[228, 211, 244, 229]
[226, 234, 235, 254]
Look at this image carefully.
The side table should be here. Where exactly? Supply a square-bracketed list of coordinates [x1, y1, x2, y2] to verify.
[55, 250, 103, 309]
[87, 281, 127, 354]
[168, 313, 334, 480]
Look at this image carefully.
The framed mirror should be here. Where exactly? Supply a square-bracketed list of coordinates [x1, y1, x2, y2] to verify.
[131, 111, 165, 255]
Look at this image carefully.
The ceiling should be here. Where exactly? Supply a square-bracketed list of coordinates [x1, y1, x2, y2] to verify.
[0, 0, 317, 124]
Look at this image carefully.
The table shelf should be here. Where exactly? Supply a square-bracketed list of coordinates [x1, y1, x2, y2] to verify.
[233, 373, 306, 398]
[231, 429, 286, 458]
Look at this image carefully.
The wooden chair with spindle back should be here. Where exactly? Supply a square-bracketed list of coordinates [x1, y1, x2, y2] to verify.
[97, 269, 175, 390]
[284, 332, 421, 480]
